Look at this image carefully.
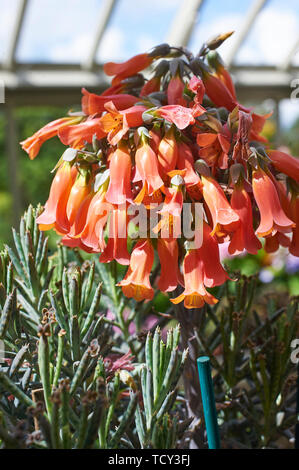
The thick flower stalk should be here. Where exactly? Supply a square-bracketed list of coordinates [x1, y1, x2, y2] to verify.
[21, 38, 299, 309]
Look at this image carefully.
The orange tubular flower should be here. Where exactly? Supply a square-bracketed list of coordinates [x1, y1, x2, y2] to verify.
[66, 170, 91, 227]
[268, 150, 299, 182]
[167, 76, 186, 106]
[201, 175, 239, 236]
[36, 162, 74, 234]
[228, 183, 262, 255]
[154, 179, 184, 237]
[158, 127, 178, 175]
[215, 65, 236, 100]
[105, 145, 133, 205]
[157, 238, 183, 292]
[58, 118, 106, 148]
[198, 222, 230, 287]
[252, 168, 295, 237]
[202, 71, 238, 111]
[81, 88, 139, 115]
[117, 239, 154, 301]
[135, 140, 164, 197]
[100, 208, 130, 265]
[140, 76, 161, 96]
[207, 51, 236, 99]
[171, 249, 218, 309]
[99, 102, 147, 146]
[68, 190, 94, 238]
[177, 142, 200, 187]
[79, 185, 113, 252]
[21, 117, 82, 160]
[104, 53, 153, 85]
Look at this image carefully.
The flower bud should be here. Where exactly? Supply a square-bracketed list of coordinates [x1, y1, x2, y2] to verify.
[206, 31, 234, 50]
[148, 43, 171, 58]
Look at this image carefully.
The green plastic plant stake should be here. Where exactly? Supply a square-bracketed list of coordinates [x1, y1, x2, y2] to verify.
[197, 356, 220, 449]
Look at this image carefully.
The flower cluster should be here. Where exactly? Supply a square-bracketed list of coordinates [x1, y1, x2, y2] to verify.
[21, 37, 299, 309]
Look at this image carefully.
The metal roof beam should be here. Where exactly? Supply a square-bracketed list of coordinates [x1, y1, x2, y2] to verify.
[81, 0, 118, 71]
[3, 0, 29, 70]
[226, 0, 268, 67]
[166, 0, 205, 47]
[1, 66, 297, 106]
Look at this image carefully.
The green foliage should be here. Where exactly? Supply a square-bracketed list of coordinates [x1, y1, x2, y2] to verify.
[0, 207, 188, 449]
[196, 277, 299, 448]
[0, 107, 67, 248]
[283, 117, 299, 156]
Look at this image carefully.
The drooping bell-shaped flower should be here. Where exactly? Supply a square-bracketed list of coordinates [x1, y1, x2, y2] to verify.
[105, 144, 133, 205]
[177, 141, 200, 187]
[66, 169, 91, 227]
[167, 75, 186, 106]
[36, 161, 75, 234]
[198, 221, 230, 287]
[140, 76, 161, 96]
[201, 70, 238, 111]
[135, 131, 164, 198]
[228, 182, 262, 255]
[78, 172, 113, 252]
[100, 207, 130, 265]
[207, 51, 237, 100]
[154, 175, 184, 238]
[171, 249, 218, 309]
[157, 127, 178, 175]
[200, 172, 239, 237]
[68, 189, 94, 238]
[118, 239, 154, 301]
[157, 238, 183, 292]
[252, 167, 294, 237]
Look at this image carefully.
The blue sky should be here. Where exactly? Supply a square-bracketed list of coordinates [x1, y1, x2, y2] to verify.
[0, 0, 298, 127]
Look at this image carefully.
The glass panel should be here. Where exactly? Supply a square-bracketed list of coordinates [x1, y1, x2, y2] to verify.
[17, 0, 105, 63]
[188, 0, 253, 61]
[97, 0, 181, 63]
[236, 0, 299, 65]
[0, 0, 22, 63]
